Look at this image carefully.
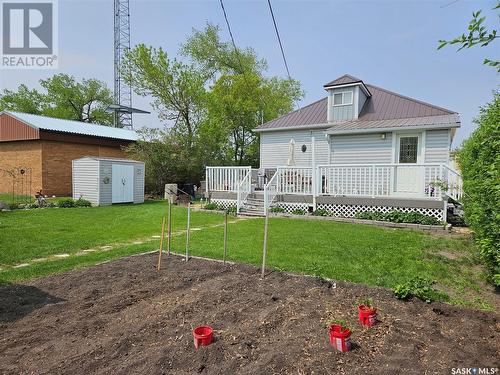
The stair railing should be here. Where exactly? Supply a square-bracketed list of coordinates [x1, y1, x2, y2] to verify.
[264, 170, 279, 214]
[441, 164, 463, 202]
[236, 169, 252, 214]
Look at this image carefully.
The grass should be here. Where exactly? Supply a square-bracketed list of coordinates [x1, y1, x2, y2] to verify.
[0, 201, 224, 265]
[0, 203, 492, 309]
[0, 193, 33, 205]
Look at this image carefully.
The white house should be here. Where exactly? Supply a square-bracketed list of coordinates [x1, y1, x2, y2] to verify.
[205, 74, 463, 220]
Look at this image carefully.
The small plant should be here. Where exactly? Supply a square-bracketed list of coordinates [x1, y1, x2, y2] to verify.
[355, 210, 440, 225]
[204, 202, 219, 210]
[74, 198, 92, 207]
[312, 208, 330, 216]
[269, 206, 285, 213]
[328, 319, 349, 331]
[291, 208, 307, 215]
[393, 277, 449, 303]
[357, 297, 374, 308]
[226, 206, 237, 215]
[57, 198, 76, 208]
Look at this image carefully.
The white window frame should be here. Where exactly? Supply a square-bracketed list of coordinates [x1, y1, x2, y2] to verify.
[332, 91, 353, 107]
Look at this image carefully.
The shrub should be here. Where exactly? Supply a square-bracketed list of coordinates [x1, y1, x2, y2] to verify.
[355, 210, 440, 225]
[204, 202, 219, 210]
[291, 208, 307, 215]
[393, 277, 448, 303]
[57, 198, 75, 208]
[74, 198, 92, 207]
[226, 206, 237, 215]
[312, 208, 329, 216]
[269, 206, 285, 213]
[458, 93, 500, 286]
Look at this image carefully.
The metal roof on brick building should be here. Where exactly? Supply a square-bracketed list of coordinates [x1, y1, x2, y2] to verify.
[255, 74, 459, 132]
[1, 111, 139, 141]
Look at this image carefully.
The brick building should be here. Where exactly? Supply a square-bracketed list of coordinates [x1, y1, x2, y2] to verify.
[0, 111, 138, 197]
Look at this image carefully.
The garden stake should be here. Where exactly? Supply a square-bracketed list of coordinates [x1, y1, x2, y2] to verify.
[261, 212, 269, 278]
[223, 211, 228, 264]
[185, 202, 191, 261]
[167, 197, 172, 256]
[157, 216, 166, 271]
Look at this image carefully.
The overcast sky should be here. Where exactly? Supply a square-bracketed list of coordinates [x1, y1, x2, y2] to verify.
[0, 0, 498, 146]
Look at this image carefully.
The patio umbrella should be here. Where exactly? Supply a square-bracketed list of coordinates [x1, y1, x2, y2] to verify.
[287, 139, 295, 166]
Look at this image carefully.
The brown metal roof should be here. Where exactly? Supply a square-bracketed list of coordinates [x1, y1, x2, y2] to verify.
[323, 74, 362, 87]
[256, 75, 458, 131]
[326, 114, 460, 134]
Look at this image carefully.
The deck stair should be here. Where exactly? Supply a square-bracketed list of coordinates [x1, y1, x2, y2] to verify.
[239, 194, 266, 217]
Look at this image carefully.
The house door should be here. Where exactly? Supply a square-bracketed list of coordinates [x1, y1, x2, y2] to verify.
[394, 134, 422, 195]
[112, 164, 134, 203]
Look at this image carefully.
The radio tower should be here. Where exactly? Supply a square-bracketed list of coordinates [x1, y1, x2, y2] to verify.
[113, 0, 133, 129]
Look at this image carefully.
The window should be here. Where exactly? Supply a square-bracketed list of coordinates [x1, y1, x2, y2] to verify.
[333, 91, 353, 106]
[399, 136, 418, 163]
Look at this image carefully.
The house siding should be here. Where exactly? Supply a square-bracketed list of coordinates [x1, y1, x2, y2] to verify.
[329, 86, 355, 121]
[260, 129, 329, 169]
[424, 129, 450, 164]
[330, 133, 393, 164]
[72, 158, 99, 205]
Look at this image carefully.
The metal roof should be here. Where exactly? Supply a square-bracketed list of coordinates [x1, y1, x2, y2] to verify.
[255, 75, 458, 132]
[323, 74, 362, 87]
[325, 114, 460, 135]
[2, 111, 139, 141]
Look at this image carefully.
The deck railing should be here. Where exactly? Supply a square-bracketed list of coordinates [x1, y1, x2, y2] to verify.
[206, 166, 251, 194]
[236, 169, 252, 214]
[206, 164, 463, 202]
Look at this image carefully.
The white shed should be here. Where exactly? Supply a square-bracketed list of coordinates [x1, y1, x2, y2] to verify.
[72, 157, 145, 206]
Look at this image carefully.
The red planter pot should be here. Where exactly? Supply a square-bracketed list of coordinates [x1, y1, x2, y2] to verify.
[193, 325, 214, 349]
[329, 324, 351, 352]
[358, 305, 377, 327]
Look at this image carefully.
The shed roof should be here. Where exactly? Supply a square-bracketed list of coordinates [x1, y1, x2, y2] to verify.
[75, 156, 143, 163]
[255, 75, 459, 132]
[2, 111, 139, 141]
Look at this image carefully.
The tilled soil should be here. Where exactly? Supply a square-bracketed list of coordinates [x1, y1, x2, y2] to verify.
[0, 254, 498, 375]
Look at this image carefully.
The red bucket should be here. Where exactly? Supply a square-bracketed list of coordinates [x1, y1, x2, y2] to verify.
[358, 305, 377, 327]
[329, 324, 351, 352]
[193, 326, 213, 349]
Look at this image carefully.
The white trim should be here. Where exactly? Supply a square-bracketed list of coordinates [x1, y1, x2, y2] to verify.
[421, 130, 427, 164]
[332, 91, 353, 107]
[254, 123, 331, 132]
[323, 82, 372, 97]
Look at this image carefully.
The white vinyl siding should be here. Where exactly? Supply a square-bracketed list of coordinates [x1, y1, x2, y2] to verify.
[424, 129, 450, 164]
[133, 164, 145, 203]
[330, 133, 393, 164]
[260, 129, 329, 169]
[72, 158, 99, 205]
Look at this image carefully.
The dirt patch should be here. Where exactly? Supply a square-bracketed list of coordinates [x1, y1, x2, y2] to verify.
[0, 254, 498, 374]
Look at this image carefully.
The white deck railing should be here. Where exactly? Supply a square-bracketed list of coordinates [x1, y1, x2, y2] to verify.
[206, 164, 463, 202]
[206, 166, 251, 193]
[236, 169, 252, 214]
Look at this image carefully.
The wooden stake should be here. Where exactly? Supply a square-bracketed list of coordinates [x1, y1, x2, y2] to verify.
[167, 197, 172, 256]
[261, 212, 269, 278]
[157, 216, 166, 271]
[223, 211, 228, 264]
[185, 202, 191, 261]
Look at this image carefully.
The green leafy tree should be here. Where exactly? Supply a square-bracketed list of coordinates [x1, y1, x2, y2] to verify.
[438, 2, 500, 71]
[0, 74, 114, 124]
[458, 93, 500, 286]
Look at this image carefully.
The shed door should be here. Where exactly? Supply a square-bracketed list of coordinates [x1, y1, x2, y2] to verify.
[112, 164, 134, 203]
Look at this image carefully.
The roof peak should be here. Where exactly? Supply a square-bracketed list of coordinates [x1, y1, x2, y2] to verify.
[323, 74, 363, 87]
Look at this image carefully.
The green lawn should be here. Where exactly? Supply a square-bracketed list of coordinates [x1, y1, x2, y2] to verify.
[0, 203, 491, 309]
[0, 201, 224, 265]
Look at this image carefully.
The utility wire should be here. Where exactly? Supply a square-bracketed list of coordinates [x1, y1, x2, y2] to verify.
[267, 0, 292, 81]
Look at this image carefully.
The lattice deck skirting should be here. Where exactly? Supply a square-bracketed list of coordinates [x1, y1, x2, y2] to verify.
[211, 198, 237, 210]
[275, 202, 310, 214]
[316, 203, 444, 221]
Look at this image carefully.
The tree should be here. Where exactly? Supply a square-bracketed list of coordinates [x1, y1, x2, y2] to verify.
[458, 93, 500, 286]
[438, 2, 499, 71]
[122, 44, 206, 147]
[0, 74, 114, 124]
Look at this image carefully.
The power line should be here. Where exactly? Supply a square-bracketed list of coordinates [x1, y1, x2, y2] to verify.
[219, 0, 246, 75]
[267, 0, 292, 81]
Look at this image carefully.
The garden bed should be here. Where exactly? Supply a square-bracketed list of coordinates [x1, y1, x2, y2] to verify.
[0, 254, 497, 374]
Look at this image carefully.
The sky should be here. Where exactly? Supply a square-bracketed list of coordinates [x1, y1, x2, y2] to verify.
[0, 0, 498, 147]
